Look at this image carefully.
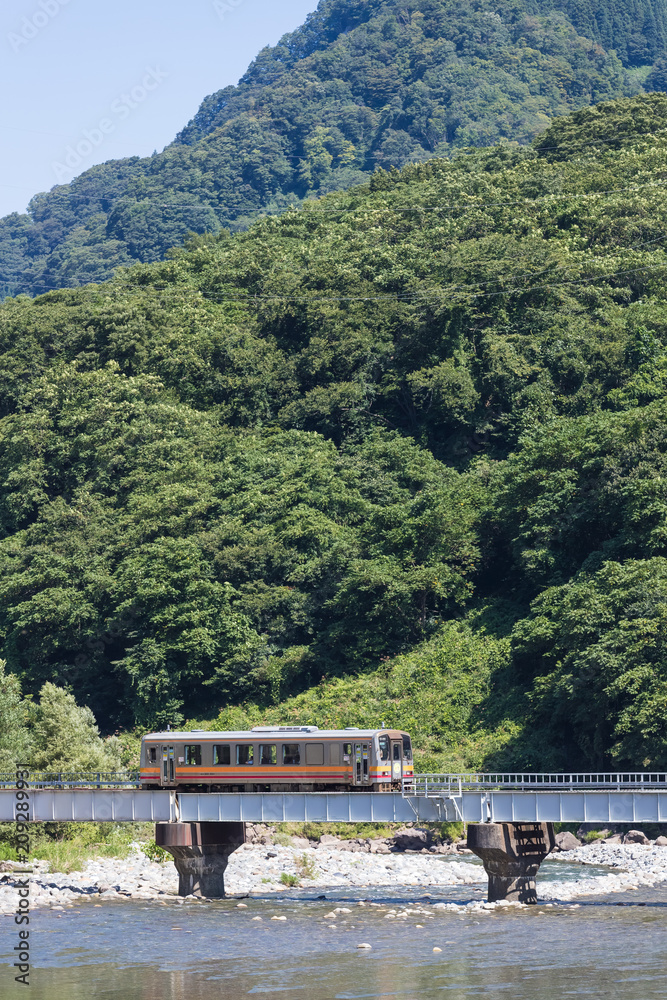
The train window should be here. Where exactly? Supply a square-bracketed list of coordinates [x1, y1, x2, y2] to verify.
[184, 745, 202, 766]
[147, 746, 157, 763]
[378, 736, 389, 761]
[329, 743, 340, 765]
[392, 744, 401, 761]
[236, 745, 254, 765]
[259, 744, 277, 765]
[342, 743, 352, 762]
[305, 743, 324, 766]
[282, 743, 301, 765]
[402, 735, 412, 760]
[213, 745, 230, 765]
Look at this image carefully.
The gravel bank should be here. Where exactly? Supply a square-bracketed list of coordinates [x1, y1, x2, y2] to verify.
[1, 840, 666, 915]
[539, 843, 667, 901]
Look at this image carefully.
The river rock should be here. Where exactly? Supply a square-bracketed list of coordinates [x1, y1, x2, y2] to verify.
[14, 831, 667, 910]
[392, 827, 430, 851]
[337, 840, 368, 853]
[555, 832, 581, 851]
[245, 824, 275, 845]
[290, 837, 310, 850]
[370, 840, 390, 854]
[655, 836, 667, 846]
[318, 835, 340, 845]
[623, 829, 650, 845]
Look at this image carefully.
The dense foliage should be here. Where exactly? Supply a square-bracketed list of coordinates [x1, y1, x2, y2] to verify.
[0, 663, 120, 773]
[3, 0, 665, 297]
[205, 622, 520, 773]
[4, 94, 667, 766]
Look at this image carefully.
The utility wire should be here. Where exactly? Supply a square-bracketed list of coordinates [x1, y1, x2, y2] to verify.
[91, 255, 667, 307]
[4, 239, 665, 296]
[14, 172, 667, 214]
[3, 234, 666, 297]
[3, 190, 667, 292]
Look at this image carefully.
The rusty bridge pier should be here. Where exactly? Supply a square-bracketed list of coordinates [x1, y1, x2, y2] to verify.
[467, 822, 556, 903]
[156, 822, 246, 897]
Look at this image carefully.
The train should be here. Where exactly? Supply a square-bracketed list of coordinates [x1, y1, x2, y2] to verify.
[140, 725, 413, 791]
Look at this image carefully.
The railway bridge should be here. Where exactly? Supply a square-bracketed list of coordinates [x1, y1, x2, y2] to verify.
[3, 771, 667, 903]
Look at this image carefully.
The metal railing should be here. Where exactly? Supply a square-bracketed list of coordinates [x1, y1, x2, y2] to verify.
[0, 771, 140, 789]
[403, 772, 667, 797]
[2, 770, 667, 794]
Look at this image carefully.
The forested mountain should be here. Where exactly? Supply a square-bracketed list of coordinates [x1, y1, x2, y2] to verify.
[2, 0, 665, 298]
[3, 94, 667, 771]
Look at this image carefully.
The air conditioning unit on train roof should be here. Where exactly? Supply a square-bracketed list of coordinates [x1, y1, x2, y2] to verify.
[251, 725, 319, 733]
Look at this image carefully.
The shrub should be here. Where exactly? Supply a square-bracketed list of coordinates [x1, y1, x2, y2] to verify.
[141, 840, 170, 864]
[295, 853, 317, 879]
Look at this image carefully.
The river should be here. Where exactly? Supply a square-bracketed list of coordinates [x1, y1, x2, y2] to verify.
[4, 869, 667, 999]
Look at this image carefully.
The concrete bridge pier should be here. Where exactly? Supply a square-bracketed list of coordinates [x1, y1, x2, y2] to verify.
[467, 822, 556, 904]
[156, 822, 246, 897]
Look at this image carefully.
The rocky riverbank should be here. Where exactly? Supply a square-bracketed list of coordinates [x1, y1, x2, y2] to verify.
[539, 842, 667, 901]
[0, 843, 481, 914]
[2, 835, 667, 915]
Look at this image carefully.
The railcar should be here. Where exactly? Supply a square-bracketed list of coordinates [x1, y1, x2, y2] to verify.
[140, 726, 413, 791]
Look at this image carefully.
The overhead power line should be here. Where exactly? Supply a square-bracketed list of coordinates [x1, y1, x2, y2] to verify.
[18, 249, 662, 305]
[2, 227, 667, 295]
[12, 171, 667, 214]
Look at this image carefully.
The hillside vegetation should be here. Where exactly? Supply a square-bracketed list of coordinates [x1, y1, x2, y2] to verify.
[3, 0, 666, 297]
[3, 95, 667, 769]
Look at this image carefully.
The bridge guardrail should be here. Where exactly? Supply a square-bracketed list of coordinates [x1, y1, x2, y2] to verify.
[3, 771, 667, 794]
[0, 771, 140, 789]
[402, 772, 667, 796]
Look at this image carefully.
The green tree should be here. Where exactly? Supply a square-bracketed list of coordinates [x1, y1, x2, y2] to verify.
[6, 94, 667, 769]
[511, 559, 667, 768]
[0, 0, 646, 296]
[28, 683, 121, 773]
[0, 661, 31, 771]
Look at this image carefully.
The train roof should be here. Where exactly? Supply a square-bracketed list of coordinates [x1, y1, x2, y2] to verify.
[143, 727, 408, 740]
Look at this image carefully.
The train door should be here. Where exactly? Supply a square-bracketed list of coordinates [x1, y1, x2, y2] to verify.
[162, 745, 175, 786]
[391, 740, 403, 783]
[353, 742, 370, 786]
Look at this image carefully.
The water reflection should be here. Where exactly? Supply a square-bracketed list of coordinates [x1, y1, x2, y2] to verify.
[13, 949, 667, 1000]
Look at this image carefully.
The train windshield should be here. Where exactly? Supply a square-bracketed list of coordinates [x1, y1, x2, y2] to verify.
[378, 735, 390, 761]
[402, 735, 412, 760]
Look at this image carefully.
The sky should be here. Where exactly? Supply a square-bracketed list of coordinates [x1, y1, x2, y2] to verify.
[0, 0, 318, 218]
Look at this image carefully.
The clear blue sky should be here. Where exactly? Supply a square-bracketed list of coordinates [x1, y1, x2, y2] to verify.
[0, 0, 318, 217]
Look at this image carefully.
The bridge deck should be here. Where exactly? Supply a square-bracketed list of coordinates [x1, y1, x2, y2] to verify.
[2, 786, 667, 824]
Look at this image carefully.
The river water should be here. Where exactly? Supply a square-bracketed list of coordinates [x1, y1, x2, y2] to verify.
[3, 861, 667, 998]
